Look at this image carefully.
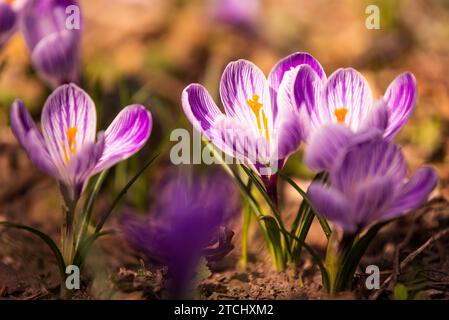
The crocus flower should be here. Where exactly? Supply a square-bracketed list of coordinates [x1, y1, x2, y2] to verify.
[293, 66, 417, 141]
[0, 0, 25, 49]
[211, 0, 260, 29]
[182, 53, 325, 189]
[19, 0, 82, 87]
[10, 83, 152, 203]
[120, 171, 238, 298]
[307, 131, 438, 233]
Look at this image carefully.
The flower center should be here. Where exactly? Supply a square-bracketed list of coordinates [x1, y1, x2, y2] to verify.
[5, 0, 14, 5]
[61, 127, 78, 165]
[247, 94, 269, 141]
[334, 108, 348, 123]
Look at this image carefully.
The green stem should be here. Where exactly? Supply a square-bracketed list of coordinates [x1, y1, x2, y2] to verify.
[240, 182, 252, 268]
[75, 170, 109, 254]
[62, 199, 78, 265]
[326, 232, 356, 295]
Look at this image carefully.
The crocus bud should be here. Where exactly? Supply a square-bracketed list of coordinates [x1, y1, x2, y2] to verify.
[0, 0, 20, 49]
[19, 0, 82, 87]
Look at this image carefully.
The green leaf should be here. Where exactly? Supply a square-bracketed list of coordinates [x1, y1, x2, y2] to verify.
[73, 230, 114, 267]
[393, 283, 408, 300]
[241, 166, 292, 259]
[262, 216, 286, 270]
[94, 153, 159, 233]
[280, 171, 331, 263]
[75, 170, 109, 253]
[279, 171, 331, 238]
[0, 221, 66, 282]
[333, 222, 388, 293]
[240, 166, 280, 217]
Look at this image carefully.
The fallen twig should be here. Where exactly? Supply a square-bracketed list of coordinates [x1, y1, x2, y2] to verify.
[370, 227, 449, 300]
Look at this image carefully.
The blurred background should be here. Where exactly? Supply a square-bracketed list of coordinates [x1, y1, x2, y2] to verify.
[0, 0, 449, 299]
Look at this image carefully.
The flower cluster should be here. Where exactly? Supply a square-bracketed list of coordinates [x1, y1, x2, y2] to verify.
[182, 52, 438, 293]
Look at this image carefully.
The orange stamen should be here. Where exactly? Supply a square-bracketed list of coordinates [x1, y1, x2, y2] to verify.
[334, 108, 348, 123]
[61, 127, 78, 165]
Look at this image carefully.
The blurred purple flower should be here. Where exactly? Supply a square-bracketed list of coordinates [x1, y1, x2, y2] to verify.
[182, 53, 325, 181]
[120, 172, 238, 298]
[307, 132, 437, 233]
[10, 83, 152, 203]
[211, 0, 260, 29]
[19, 0, 82, 87]
[0, 0, 26, 49]
[293, 66, 417, 141]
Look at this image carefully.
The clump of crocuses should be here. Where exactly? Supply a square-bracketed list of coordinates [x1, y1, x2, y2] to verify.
[182, 52, 328, 270]
[182, 53, 325, 201]
[6, 83, 152, 295]
[120, 170, 237, 299]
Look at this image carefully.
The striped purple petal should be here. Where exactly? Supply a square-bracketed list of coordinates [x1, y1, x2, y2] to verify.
[41, 83, 97, 174]
[383, 72, 417, 139]
[304, 124, 354, 172]
[349, 176, 396, 231]
[332, 136, 406, 194]
[268, 52, 325, 119]
[31, 30, 80, 87]
[181, 84, 223, 133]
[67, 133, 105, 196]
[308, 183, 350, 230]
[271, 109, 303, 161]
[93, 105, 152, 174]
[219, 59, 272, 135]
[385, 167, 438, 219]
[360, 99, 389, 133]
[293, 65, 327, 135]
[323, 68, 373, 131]
[213, 116, 270, 169]
[10, 99, 58, 178]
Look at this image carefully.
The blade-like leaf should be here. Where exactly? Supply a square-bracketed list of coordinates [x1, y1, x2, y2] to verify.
[76, 170, 110, 252]
[262, 216, 286, 270]
[0, 221, 66, 282]
[333, 221, 389, 292]
[73, 230, 115, 267]
[94, 154, 159, 233]
[279, 171, 331, 261]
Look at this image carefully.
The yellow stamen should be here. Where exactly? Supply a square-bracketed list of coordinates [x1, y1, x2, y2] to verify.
[5, 0, 14, 5]
[247, 95, 270, 141]
[67, 127, 77, 156]
[61, 127, 78, 165]
[334, 108, 348, 123]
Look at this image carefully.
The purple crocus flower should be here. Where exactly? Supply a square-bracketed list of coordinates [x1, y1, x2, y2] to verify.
[211, 0, 260, 29]
[182, 53, 325, 185]
[10, 83, 152, 203]
[307, 131, 437, 233]
[293, 66, 417, 141]
[120, 172, 237, 298]
[19, 0, 82, 87]
[0, 0, 25, 49]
